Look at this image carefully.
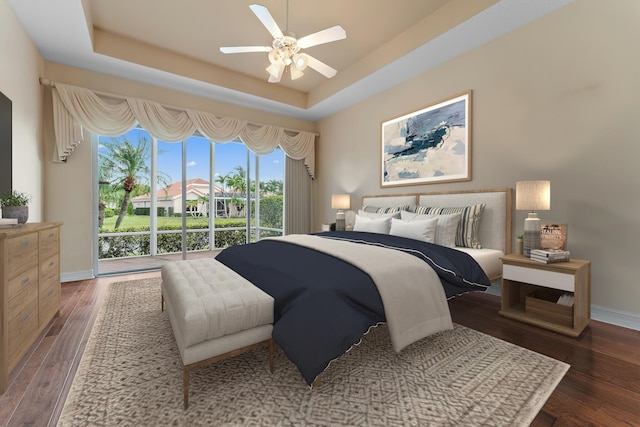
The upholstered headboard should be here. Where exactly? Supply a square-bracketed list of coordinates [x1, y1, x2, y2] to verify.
[361, 194, 417, 208]
[360, 188, 512, 253]
[417, 188, 512, 253]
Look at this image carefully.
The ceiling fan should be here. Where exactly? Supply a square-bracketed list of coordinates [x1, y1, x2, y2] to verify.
[220, 3, 346, 83]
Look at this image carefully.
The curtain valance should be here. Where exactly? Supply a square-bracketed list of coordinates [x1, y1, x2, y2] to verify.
[50, 82, 316, 178]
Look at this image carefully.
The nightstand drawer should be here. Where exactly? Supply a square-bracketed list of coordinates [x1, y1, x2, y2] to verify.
[503, 264, 574, 292]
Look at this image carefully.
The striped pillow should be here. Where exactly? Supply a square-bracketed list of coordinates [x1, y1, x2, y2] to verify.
[362, 205, 409, 214]
[410, 204, 486, 248]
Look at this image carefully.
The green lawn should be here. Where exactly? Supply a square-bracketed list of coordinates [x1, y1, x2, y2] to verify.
[100, 215, 246, 231]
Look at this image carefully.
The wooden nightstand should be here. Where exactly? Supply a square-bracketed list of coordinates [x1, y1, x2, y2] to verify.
[499, 253, 591, 337]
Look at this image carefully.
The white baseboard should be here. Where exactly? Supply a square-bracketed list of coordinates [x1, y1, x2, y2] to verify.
[485, 281, 640, 331]
[61, 270, 95, 283]
[591, 305, 640, 331]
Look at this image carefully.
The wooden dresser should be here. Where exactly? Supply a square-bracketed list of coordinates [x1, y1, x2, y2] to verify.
[0, 222, 62, 393]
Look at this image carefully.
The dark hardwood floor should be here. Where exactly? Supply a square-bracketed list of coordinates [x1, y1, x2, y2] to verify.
[1, 273, 638, 426]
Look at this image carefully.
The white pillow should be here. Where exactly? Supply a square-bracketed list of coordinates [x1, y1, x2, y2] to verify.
[389, 218, 438, 243]
[353, 215, 392, 234]
[400, 211, 461, 247]
[357, 209, 401, 219]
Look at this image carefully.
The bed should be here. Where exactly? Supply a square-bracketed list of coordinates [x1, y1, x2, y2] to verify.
[363, 187, 512, 281]
[215, 188, 512, 386]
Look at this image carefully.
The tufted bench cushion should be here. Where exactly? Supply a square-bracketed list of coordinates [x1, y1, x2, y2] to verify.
[162, 258, 273, 350]
[161, 258, 275, 408]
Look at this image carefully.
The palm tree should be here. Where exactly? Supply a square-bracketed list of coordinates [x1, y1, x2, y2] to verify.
[264, 179, 283, 195]
[229, 166, 247, 215]
[230, 166, 247, 194]
[215, 173, 231, 218]
[99, 136, 170, 229]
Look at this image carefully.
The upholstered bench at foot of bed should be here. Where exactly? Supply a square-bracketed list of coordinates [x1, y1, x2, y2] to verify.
[161, 258, 275, 409]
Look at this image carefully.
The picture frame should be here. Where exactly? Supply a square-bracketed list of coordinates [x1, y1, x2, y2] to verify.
[381, 91, 472, 187]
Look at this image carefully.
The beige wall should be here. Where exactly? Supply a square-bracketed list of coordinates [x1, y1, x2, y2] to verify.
[0, 1, 44, 220]
[316, 0, 640, 317]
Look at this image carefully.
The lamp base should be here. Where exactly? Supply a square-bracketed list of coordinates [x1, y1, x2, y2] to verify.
[335, 210, 345, 231]
[523, 213, 541, 257]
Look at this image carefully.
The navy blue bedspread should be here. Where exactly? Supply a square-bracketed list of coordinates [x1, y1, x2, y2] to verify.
[215, 231, 490, 385]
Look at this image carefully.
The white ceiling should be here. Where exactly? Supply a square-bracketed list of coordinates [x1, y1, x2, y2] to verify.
[9, 0, 572, 121]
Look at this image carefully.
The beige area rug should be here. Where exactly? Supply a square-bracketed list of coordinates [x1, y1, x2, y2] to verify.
[58, 279, 569, 427]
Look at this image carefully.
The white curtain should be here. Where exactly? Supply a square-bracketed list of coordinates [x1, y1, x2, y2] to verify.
[50, 83, 316, 178]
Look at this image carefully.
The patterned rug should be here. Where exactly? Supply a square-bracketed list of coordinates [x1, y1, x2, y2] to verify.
[58, 279, 569, 427]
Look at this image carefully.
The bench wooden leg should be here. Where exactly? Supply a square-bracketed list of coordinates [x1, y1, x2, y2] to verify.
[181, 338, 273, 410]
[184, 366, 190, 409]
[269, 338, 274, 373]
[161, 293, 164, 312]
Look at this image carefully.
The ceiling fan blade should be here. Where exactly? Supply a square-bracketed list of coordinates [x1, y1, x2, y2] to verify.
[220, 46, 272, 54]
[249, 4, 284, 40]
[305, 55, 338, 78]
[297, 26, 346, 49]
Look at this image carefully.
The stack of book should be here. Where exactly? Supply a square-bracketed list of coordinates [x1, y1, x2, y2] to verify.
[530, 249, 570, 264]
[0, 218, 19, 228]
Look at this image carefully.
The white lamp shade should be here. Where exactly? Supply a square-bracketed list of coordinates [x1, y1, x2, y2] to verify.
[290, 65, 304, 80]
[331, 194, 350, 210]
[292, 53, 308, 70]
[266, 62, 284, 80]
[516, 180, 550, 211]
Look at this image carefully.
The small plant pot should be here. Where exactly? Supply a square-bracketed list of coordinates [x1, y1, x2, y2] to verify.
[2, 206, 29, 224]
[516, 239, 524, 255]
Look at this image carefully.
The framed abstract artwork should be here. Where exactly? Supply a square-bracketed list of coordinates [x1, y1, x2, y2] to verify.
[381, 91, 472, 187]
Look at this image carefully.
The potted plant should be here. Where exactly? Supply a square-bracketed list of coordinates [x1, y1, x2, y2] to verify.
[0, 190, 30, 224]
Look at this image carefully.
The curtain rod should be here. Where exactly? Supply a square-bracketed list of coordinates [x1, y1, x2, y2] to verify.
[39, 78, 319, 137]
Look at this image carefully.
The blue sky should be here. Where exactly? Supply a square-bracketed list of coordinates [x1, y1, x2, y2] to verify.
[99, 128, 284, 186]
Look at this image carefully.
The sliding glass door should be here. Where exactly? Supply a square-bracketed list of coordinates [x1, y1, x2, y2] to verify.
[96, 129, 284, 275]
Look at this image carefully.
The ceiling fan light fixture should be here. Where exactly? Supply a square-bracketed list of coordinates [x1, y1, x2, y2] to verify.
[266, 62, 284, 81]
[267, 49, 282, 64]
[290, 65, 304, 80]
[292, 53, 308, 70]
[220, 4, 346, 83]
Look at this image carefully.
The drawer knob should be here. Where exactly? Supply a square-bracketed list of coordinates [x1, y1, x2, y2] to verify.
[21, 240, 30, 247]
[22, 276, 30, 285]
[49, 261, 54, 267]
[48, 233, 54, 238]
[22, 313, 30, 322]
[48, 289, 54, 296]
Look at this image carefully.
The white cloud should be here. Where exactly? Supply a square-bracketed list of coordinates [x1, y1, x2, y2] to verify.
[187, 161, 197, 167]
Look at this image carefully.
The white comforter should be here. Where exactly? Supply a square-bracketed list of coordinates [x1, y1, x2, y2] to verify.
[271, 234, 453, 351]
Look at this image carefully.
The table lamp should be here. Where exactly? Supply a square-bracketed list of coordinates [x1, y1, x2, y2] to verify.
[331, 194, 350, 231]
[516, 180, 550, 256]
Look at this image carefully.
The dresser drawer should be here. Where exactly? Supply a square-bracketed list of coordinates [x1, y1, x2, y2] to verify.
[39, 228, 60, 260]
[503, 264, 575, 292]
[6, 266, 38, 304]
[6, 234, 39, 278]
[40, 254, 60, 286]
[7, 297, 39, 371]
[6, 232, 38, 255]
[39, 281, 60, 328]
